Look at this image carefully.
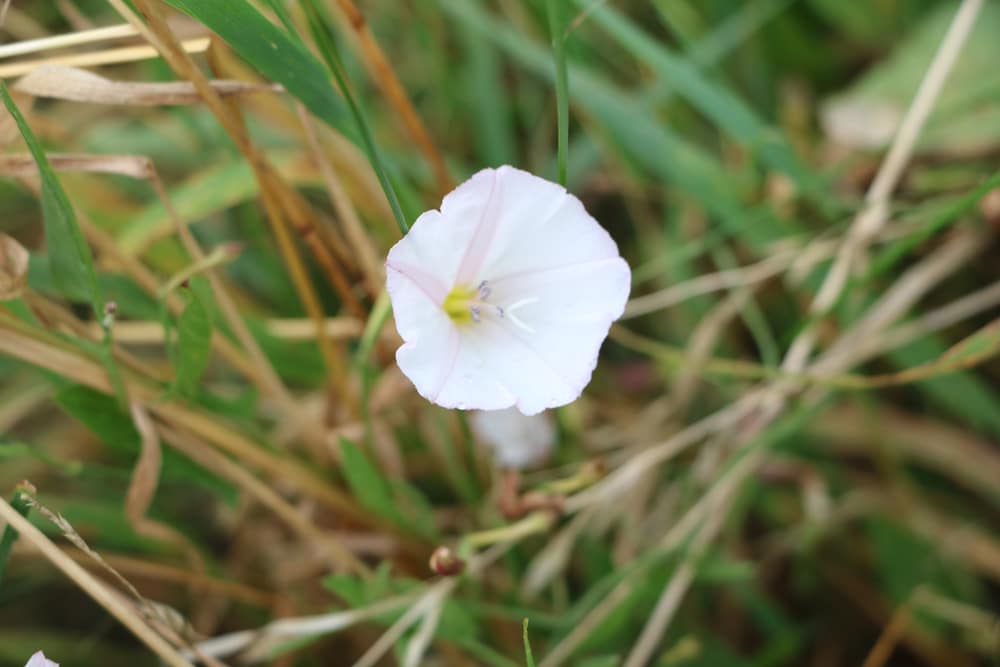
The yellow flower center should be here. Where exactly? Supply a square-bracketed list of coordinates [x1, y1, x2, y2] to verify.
[441, 280, 538, 332]
[442, 284, 477, 324]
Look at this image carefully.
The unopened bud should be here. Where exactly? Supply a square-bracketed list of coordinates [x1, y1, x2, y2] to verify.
[101, 301, 118, 329]
[15, 480, 36, 495]
[429, 546, 465, 576]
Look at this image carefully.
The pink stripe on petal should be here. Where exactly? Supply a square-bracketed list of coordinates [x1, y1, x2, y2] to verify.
[455, 168, 503, 285]
[386, 260, 449, 305]
[430, 324, 461, 402]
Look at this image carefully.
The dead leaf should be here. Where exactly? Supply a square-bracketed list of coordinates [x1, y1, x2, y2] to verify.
[0, 152, 152, 179]
[13, 64, 282, 106]
[0, 233, 29, 301]
[126, 401, 162, 524]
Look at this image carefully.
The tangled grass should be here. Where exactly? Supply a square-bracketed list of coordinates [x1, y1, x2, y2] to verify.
[0, 1, 999, 665]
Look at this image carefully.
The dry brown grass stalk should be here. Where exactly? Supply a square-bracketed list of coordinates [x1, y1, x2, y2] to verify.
[0, 311, 407, 547]
[295, 103, 383, 297]
[109, 0, 358, 407]
[0, 494, 196, 667]
[10, 544, 275, 607]
[785, 0, 984, 374]
[154, 421, 370, 576]
[0, 37, 211, 78]
[329, 0, 451, 196]
[0, 23, 138, 58]
[13, 64, 280, 105]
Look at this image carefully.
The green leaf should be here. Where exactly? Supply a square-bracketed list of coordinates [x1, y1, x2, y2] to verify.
[545, 0, 569, 186]
[577, 1, 827, 206]
[337, 437, 438, 538]
[391, 480, 438, 540]
[523, 619, 537, 667]
[338, 437, 397, 520]
[301, 0, 409, 235]
[437, 0, 787, 248]
[159, 0, 354, 143]
[888, 336, 1000, 439]
[576, 657, 620, 667]
[0, 485, 32, 588]
[0, 83, 102, 314]
[694, 554, 755, 583]
[459, 28, 516, 166]
[173, 277, 213, 397]
[55, 385, 235, 502]
[822, 2, 1000, 153]
[55, 385, 141, 456]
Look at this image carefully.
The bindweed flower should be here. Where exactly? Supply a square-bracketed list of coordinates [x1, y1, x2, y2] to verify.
[386, 166, 630, 415]
[470, 407, 556, 469]
[25, 652, 59, 667]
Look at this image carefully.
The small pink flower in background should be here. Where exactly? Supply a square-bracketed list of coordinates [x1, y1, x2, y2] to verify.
[25, 652, 59, 667]
[470, 407, 556, 469]
[386, 166, 630, 415]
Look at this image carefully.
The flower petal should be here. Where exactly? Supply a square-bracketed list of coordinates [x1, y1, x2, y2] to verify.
[386, 165, 632, 414]
[485, 257, 631, 414]
[389, 262, 516, 410]
[386, 169, 497, 299]
[470, 408, 556, 469]
[432, 327, 519, 411]
[468, 166, 620, 284]
[24, 652, 59, 667]
[438, 316, 582, 415]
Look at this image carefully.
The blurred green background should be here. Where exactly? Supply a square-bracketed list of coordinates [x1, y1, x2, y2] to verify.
[0, 0, 998, 665]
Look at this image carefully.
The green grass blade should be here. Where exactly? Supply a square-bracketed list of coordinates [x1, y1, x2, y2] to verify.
[460, 28, 516, 166]
[173, 278, 213, 398]
[0, 484, 32, 588]
[301, 0, 409, 235]
[338, 437, 397, 520]
[0, 83, 102, 315]
[576, 1, 828, 208]
[438, 0, 789, 248]
[160, 0, 355, 143]
[523, 619, 537, 667]
[546, 0, 570, 186]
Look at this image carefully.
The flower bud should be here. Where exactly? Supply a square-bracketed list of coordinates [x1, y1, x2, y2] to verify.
[428, 546, 465, 576]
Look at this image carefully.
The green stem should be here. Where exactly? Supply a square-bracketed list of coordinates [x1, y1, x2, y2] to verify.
[0, 485, 33, 588]
[303, 0, 410, 235]
[546, 0, 569, 186]
[462, 512, 553, 549]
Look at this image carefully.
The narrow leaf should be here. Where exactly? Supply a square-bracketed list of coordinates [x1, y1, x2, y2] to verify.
[545, 0, 569, 186]
[160, 0, 354, 143]
[338, 437, 397, 520]
[173, 278, 213, 397]
[0, 483, 33, 588]
[523, 619, 537, 667]
[0, 82, 101, 313]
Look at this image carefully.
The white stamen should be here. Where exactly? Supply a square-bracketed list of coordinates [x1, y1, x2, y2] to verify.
[464, 284, 538, 333]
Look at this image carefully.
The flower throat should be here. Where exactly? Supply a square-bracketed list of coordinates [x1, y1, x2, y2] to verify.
[442, 280, 537, 332]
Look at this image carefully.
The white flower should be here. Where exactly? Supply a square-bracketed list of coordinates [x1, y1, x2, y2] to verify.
[386, 166, 630, 415]
[25, 652, 59, 667]
[470, 407, 556, 469]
